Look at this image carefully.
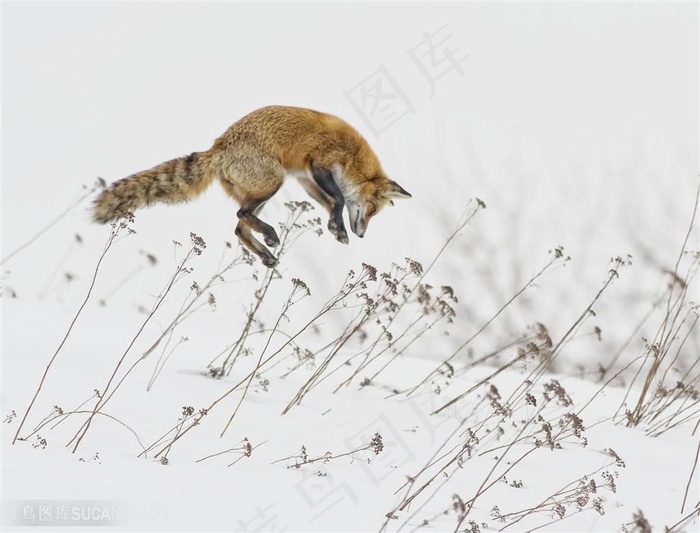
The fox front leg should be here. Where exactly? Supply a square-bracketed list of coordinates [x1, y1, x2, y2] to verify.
[311, 165, 349, 244]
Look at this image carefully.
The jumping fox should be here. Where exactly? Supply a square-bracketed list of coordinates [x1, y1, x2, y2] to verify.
[93, 105, 411, 267]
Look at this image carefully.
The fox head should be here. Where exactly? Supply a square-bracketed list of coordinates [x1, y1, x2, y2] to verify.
[345, 176, 412, 238]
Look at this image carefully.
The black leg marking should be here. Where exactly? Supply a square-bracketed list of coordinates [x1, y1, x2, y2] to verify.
[311, 165, 348, 244]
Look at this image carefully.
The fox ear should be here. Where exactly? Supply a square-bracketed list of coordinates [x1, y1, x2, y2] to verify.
[386, 181, 412, 200]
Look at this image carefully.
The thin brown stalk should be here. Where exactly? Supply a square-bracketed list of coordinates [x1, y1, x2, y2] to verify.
[220, 281, 310, 436]
[69, 236, 203, 453]
[407, 247, 568, 397]
[1, 179, 104, 266]
[12, 220, 126, 444]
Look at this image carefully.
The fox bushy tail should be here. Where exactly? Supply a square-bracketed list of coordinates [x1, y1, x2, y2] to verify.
[93, 151, 214, 223]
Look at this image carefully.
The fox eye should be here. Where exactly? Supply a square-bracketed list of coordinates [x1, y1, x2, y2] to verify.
[366, 204, 376, 217]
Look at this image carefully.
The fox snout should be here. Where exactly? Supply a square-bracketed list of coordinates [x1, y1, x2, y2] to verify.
[350, 221, 366, 238]
[347, 203, 366, 238]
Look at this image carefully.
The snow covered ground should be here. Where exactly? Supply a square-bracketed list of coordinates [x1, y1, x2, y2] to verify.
[2, 3, 699, 532]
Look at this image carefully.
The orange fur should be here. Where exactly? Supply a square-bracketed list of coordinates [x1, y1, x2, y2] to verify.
[93, 106, 411, 267]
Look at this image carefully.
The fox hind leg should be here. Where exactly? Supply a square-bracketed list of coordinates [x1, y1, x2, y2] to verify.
[237, 200, 279, 248]
[232, 196, 282, 267]
[235, 221, 278, 268]
[220, 159, 283, 267]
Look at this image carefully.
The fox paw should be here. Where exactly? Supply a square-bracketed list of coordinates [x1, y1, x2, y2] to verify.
[336, 231, 349, 244]
[263, 231, 280, 248]
[261, 254, 279, 268]
[328, 220, 349, 244]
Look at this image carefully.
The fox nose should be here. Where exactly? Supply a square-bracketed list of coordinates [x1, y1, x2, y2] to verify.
[350, 222, 365, 238]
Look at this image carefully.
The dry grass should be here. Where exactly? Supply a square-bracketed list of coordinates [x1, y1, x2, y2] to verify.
[8, 185, 699, 531]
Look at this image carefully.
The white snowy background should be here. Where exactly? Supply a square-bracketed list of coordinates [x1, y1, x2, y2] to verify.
[2, 3, 698, 533]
